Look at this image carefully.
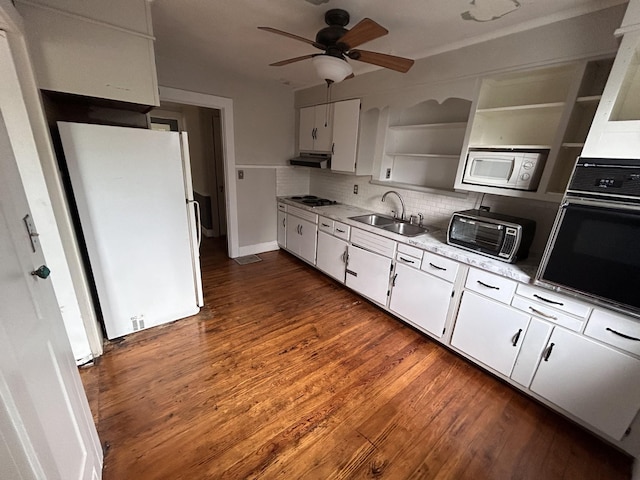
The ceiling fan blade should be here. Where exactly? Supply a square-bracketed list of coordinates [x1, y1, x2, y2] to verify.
[269, 54, 316, 67]
[349, 49, 414, 73]
[258, 27, 325, 50]
[338, 18, 388, 49]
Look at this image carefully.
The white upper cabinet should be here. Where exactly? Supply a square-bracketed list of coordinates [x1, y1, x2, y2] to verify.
[330, 99, 361, 173]
[16, 0, 159, 106]
[298, 104, 333, 153]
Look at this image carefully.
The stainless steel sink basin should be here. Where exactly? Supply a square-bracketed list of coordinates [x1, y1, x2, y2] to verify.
[381, 222, 429, 237]
[349, 214, 431, 237]
[349, 214, 396, 227]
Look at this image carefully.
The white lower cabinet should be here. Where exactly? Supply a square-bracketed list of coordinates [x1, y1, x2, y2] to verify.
[389, 263, 453, 338]
[451, 291, 530, 376]
[345, 245, 392, 306]
[316, 231, 348, 282]
[285, 215, 317, 264]
[530, 327, 640, 441]
[277, 210, 286, 248]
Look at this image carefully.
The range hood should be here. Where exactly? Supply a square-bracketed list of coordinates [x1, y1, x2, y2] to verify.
[289, 152, 331, 168]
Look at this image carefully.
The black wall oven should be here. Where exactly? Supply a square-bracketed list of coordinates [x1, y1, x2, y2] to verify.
[537, 157, 640, 316]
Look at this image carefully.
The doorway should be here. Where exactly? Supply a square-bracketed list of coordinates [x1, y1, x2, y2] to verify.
[149, 104, 228, 240]
[157, 87, 239, 259]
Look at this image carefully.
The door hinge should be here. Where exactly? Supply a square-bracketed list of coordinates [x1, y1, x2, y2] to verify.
[451, 290, 455, 298]
[387, 290, 390, 297]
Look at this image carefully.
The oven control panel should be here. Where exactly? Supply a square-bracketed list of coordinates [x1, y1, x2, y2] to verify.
[568, 158, 640, 199]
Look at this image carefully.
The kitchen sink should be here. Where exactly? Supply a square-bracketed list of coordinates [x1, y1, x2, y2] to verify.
[349, 214, 431, 237]
[349, 214, 396, 226]
[381, 222, 428, 237]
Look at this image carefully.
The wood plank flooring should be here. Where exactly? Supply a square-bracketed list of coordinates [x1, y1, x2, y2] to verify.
[80, 237, 633, 479]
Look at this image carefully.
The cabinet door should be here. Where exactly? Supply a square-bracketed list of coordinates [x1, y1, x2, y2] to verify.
[530, 328, 640, 440]
[451, 291, 530, 376]
[316, 231, 348, 282]
[277, 210, 286, 248]
[285, 214, 300, 255]
[345, 245, 392, 306]
[298, 217, 317, 265]
[314, 104, 333, 152]
[389, 263, 453, 338]
[299, 106, 316, 152]
[331, 99, 360, 173]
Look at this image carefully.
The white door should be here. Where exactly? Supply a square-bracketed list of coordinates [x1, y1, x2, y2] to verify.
[0, 113, 102, 479]
[313, 104, 333, 152]
[530, 328, 640, 440]
[298, 106, 316, 151]
[277, 210, 286, 248]
[298, 217, 317, 265]
[451, 291, 530, 376]
[346, 245, 392, 306]
[331, 99, 360, 173]
[389, 263, 453, 338]
[316, 231, 347, 282]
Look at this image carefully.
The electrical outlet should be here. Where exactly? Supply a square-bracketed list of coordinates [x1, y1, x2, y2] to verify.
[238, 170, 244, 180]
[353, 185, 358, 194]
[385, 168, 391, 179]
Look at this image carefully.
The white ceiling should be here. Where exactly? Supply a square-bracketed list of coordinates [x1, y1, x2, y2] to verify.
[150, 0, 627, 90]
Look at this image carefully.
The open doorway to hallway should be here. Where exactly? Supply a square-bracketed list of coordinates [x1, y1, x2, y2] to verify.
[149, 103, 227, 242]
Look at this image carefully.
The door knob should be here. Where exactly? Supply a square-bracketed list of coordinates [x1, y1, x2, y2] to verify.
[31, 265, 51, 279]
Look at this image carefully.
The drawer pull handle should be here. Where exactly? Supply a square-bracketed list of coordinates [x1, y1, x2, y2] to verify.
[543, 343, 555, 361]
[606, 327, 640, 342]
[512, 328, 523, 347]
[392, 273, 398, 287]
[429, 262, 446, 271]
[321, 223, 331, 228]
[533, 294, 563, 306]
[528, 306, 557, 320]
[477, 280, 499, 290]
[336, 228, 346, 233]
[346, 269, 357, 277]
[399, 256, 415, 264]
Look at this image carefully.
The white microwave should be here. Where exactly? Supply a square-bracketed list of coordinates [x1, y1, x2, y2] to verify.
[462, 149, 547, 191]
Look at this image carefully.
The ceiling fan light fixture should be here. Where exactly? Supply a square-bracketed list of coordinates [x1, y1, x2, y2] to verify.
[312, 55, 353, 84]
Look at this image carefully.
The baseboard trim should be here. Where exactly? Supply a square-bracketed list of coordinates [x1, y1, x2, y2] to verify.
[237, 241, 279, 257]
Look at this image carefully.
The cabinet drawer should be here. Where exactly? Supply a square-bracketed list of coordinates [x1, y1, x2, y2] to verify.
[350, 228, 396, 258]
[334, 222, 350, 240]
[421, 252, 458, 283]
[511, 296, 584, 332]
[287, 205, 318, 224]
[517, 284, 591, 319]
[318, 217, 334, 234]
[585, 309, 640, 357]
[465, 268, 516, 304]
[396, 251, 421, 268]
[278, 202, 287, 212]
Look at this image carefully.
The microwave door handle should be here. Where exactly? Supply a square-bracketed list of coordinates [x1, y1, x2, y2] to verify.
[507, 159, 516, 181]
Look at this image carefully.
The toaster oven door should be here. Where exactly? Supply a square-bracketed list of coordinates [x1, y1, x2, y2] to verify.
[449, 216, 507, 257]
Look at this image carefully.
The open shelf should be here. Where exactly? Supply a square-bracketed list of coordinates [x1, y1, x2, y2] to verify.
[475, 102, 565, 113]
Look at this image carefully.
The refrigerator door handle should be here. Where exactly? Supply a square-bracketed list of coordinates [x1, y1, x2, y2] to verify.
[189, 200, 202, 247]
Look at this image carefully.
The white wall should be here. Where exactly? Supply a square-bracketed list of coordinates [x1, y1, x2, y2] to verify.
[236, 168, 277, 252]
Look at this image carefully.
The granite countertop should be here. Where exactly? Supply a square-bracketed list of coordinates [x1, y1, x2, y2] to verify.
[278, 196, 539, 284]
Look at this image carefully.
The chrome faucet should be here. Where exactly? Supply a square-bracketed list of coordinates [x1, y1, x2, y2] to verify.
[381, 190, 406, 221]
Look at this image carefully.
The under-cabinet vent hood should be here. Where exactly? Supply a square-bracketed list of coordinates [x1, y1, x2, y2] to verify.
[289, 152, 331, 168]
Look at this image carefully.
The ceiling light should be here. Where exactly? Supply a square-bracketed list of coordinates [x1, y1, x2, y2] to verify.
[312, 55, 353, 84]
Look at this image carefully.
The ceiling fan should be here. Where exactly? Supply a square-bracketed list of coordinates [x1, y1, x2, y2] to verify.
[258, 9, 415, 84]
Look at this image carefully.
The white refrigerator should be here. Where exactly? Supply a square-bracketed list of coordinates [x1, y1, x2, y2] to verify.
[58, 122, 204, 339]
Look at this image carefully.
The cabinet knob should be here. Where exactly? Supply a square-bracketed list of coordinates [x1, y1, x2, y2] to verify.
[31, 265, 51, 279]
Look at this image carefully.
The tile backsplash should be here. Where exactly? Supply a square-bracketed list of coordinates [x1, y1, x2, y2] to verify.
[278, 168, 560, 258]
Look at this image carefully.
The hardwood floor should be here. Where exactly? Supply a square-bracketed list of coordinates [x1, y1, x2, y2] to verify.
[80, 237, 632, 479]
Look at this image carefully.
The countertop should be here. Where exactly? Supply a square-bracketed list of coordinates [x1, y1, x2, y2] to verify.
[278, 197, 539, 284]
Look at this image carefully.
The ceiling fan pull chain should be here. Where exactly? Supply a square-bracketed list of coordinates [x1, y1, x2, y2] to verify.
[325, 82, 332, 127]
